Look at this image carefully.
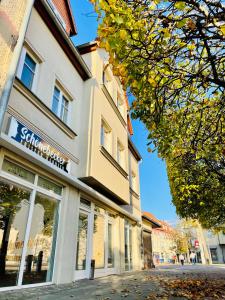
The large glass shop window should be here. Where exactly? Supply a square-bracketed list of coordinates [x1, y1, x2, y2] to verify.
[76, 212, 88, 270]
[124, 220, 132, 271]
[0, 159, 61, 288]
[0, 181, 30, 287]
[22, 193, 59, 285]
[108, 223, 114, 268]
[92, 207, 105, 269]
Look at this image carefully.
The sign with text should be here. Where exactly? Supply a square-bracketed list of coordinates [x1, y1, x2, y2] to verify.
[8, 117, 69, 173]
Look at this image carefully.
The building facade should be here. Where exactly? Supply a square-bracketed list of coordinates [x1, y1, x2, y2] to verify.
[204, 231, 225, 264]
[142, 212, 161, 269]
[0, 0, 142, 291]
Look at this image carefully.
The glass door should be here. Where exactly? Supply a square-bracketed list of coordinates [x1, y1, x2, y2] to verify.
[75, 210, 90, 279]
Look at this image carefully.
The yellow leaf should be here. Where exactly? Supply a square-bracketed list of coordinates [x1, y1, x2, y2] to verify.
[220, 25, 225, 35]
[119, 29, 127, 40]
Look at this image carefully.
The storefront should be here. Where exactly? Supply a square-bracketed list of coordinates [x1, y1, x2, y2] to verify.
[0, 154, 63, 290]
[75, 198, 117, 280]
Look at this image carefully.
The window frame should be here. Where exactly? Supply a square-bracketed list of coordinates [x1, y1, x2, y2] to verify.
[100, 119, 112, 154]
[17, 47, 39, 93]
[51, 85, 71, 125]
[117, 92, 125, 118]
[117, 139, 125, 169]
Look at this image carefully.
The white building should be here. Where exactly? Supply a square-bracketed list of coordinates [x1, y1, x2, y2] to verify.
[0, 0, 143, 291]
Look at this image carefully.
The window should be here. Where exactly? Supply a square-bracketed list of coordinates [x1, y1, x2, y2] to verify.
[117, 140, 125, 168]
[101, 119, 112, 153]
[17, 48, 38, 91]
[131, 171, 137, 191]
[51, 86, 70, 124]
[124, 220, 132, 271]
[0, 160, 62, 288]
[108, 222, 114, 268]
[117, 92, 125, 117]
[103, 69, 113, 95]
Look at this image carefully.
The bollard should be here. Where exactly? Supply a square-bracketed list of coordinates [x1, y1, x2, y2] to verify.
[89, 259, 95, 280]
[36, 251, 43, 272]
[26, 255, 33, 273]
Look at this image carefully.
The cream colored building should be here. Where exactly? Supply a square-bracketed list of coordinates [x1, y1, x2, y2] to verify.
[0, 0, 29, 97]
[0, 0, 143, 291]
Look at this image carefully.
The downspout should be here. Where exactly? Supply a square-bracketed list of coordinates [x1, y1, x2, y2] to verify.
[0, 0, 35, 130]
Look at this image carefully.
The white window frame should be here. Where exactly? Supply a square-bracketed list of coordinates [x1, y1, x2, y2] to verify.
[51, 85, 71, 125]
[117, 92, 125, 118]
[101, 119, 112, 154]
[117, 140, 125, 169]
[17, 47, 39, 93]
[130, 171, 137, 192]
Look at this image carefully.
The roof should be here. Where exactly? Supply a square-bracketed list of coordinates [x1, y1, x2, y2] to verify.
[50, 0, 77, 36]
[142, 212, 161, 228]
[77, 41, 99, 55]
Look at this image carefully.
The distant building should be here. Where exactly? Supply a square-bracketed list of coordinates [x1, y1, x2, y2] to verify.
[204, 231, 225, 264]
[142, 212, 177, 265]
[142, 212, 161, 269]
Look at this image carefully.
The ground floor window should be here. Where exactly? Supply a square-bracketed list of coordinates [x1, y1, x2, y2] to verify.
[76, 212, 88, 271]
[0, 158, 62, 288]
[75, 202, 115, 277]
[124, 220, 132, 271]
[210, 248, 218, 262]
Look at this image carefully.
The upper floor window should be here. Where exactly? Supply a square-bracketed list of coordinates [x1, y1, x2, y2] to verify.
[117, 140, 125, 168]
[130, 171, 137, 192]
[117, 92, 125, 117]
[101, 119, 112, 153]
[103, 68, 113, 95]
[51, 86, 69, 124]
[17, 48, 38, 92]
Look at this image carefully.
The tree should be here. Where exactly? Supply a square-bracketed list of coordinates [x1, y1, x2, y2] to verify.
[92, 0, 225, 229]
[170, 229, 189, 255]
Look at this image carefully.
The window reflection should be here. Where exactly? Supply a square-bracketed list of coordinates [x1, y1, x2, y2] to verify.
[93, 213, 105, 269]
[0, 181, 30, 287]
[22, 193, 58, 285]
[124, 221, 132, 271]
[76, 212, 88, 270]
[108, 223, 114, 268]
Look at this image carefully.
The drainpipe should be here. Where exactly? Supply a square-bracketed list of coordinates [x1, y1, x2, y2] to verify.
[0, 0, 35, 131]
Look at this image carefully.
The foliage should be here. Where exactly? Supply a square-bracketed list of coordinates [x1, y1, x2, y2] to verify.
[170, 227, 189, 254]
[92, 0, 225, 229]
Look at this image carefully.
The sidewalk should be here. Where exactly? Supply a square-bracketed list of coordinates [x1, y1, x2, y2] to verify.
[0, 265, 224, 300]
[0, 271, 182, 300]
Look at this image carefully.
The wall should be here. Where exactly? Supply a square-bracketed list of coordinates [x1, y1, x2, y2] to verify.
[0, 0, 28, 97]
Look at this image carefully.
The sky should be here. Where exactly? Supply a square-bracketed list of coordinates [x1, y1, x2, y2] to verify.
[71, 0, 178, 223]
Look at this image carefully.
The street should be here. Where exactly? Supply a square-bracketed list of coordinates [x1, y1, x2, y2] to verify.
[0, 264, 224, 300]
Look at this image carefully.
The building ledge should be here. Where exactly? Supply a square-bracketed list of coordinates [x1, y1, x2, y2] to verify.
[14, 78, 77, 139]
[101, 84, 127, 128]
[100, 146, 128, 179]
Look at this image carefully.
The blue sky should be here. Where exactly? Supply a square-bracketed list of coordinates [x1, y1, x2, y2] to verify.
[71, 0, 177, 223]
